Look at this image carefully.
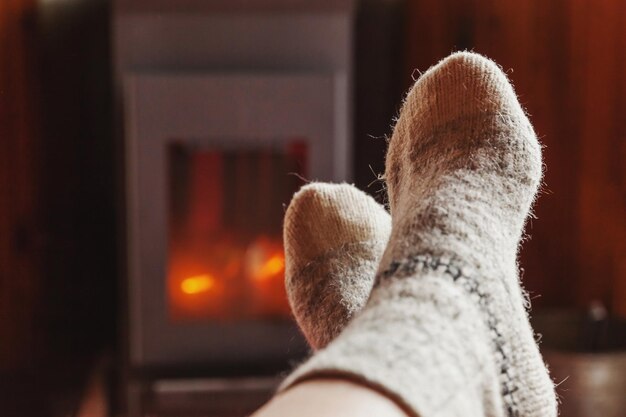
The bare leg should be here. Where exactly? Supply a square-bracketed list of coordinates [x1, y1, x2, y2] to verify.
[252, 379, 409, 417]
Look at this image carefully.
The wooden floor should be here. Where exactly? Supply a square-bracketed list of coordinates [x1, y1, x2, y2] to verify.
[544, 350, 626, 417]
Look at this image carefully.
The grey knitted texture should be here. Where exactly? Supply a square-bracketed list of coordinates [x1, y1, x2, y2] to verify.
[283, 183, 392, 350]
[280, 52, 558, 417]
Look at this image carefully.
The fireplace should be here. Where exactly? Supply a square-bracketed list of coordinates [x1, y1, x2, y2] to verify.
[123, 73, 347, 368]
[114, 1, 355, 415]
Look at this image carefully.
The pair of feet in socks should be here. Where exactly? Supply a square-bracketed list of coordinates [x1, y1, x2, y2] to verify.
[280, 52, 557, 417]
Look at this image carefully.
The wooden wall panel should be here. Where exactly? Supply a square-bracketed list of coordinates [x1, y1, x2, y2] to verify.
[0, 0, 41, 370]
[405, 0, 626, 314]
[571, 0, 626, 316]
[1, 1, 114, 413]
[572, 0, 619, 310]
[615, 3, 626, 317]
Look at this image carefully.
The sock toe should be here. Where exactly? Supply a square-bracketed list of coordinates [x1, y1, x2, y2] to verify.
[284, 182, 391, 276]
[406, 51, 524, 125]
[386, 51, 542, 217]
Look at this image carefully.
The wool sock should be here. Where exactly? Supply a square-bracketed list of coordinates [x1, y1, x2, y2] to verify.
[283, 182, 391, 350]
[280, 52, 557, 417]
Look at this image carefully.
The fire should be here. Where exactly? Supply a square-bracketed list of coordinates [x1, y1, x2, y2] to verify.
[166, 143, 307, 320]
[181, 274, 215, 295]
[169, 234, 290, 319]
[255, 253, 285, 282]
[245, 237, 285, 282]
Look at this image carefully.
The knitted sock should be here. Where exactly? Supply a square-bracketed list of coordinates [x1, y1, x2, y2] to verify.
[280, 52, 557, 417]
[283, 182, 391, 350]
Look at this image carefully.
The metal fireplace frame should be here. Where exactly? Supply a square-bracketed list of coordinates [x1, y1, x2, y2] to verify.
[124, 72, 347, 369]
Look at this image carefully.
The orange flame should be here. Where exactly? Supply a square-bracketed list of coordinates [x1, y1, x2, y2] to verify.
[254, 253, 285, 282]
[181, 274, 215, 295]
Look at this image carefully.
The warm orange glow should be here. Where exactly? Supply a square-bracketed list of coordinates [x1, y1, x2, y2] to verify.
[181, 274, 215, 295]
[169, 233, 290, 319]
[255, 253, 285, 281]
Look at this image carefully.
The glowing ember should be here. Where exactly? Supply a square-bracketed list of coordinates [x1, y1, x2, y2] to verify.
[181, 274, 215, 295]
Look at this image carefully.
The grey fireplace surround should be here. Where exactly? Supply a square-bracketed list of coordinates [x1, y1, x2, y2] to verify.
[114, 0, 355, 415]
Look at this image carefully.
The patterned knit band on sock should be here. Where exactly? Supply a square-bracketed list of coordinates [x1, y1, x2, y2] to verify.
[283, 182, 391, 350]
[279, 52, 557, 417]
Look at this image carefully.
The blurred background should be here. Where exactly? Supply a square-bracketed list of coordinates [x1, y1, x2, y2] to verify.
[1, 0, 625, 416]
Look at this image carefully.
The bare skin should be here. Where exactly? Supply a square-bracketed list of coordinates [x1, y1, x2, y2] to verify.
[252, 379, 410, 417]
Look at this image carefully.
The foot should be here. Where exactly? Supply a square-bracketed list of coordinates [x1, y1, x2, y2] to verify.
[281, 52, 557, 417]
[284, 182, 391, 349]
